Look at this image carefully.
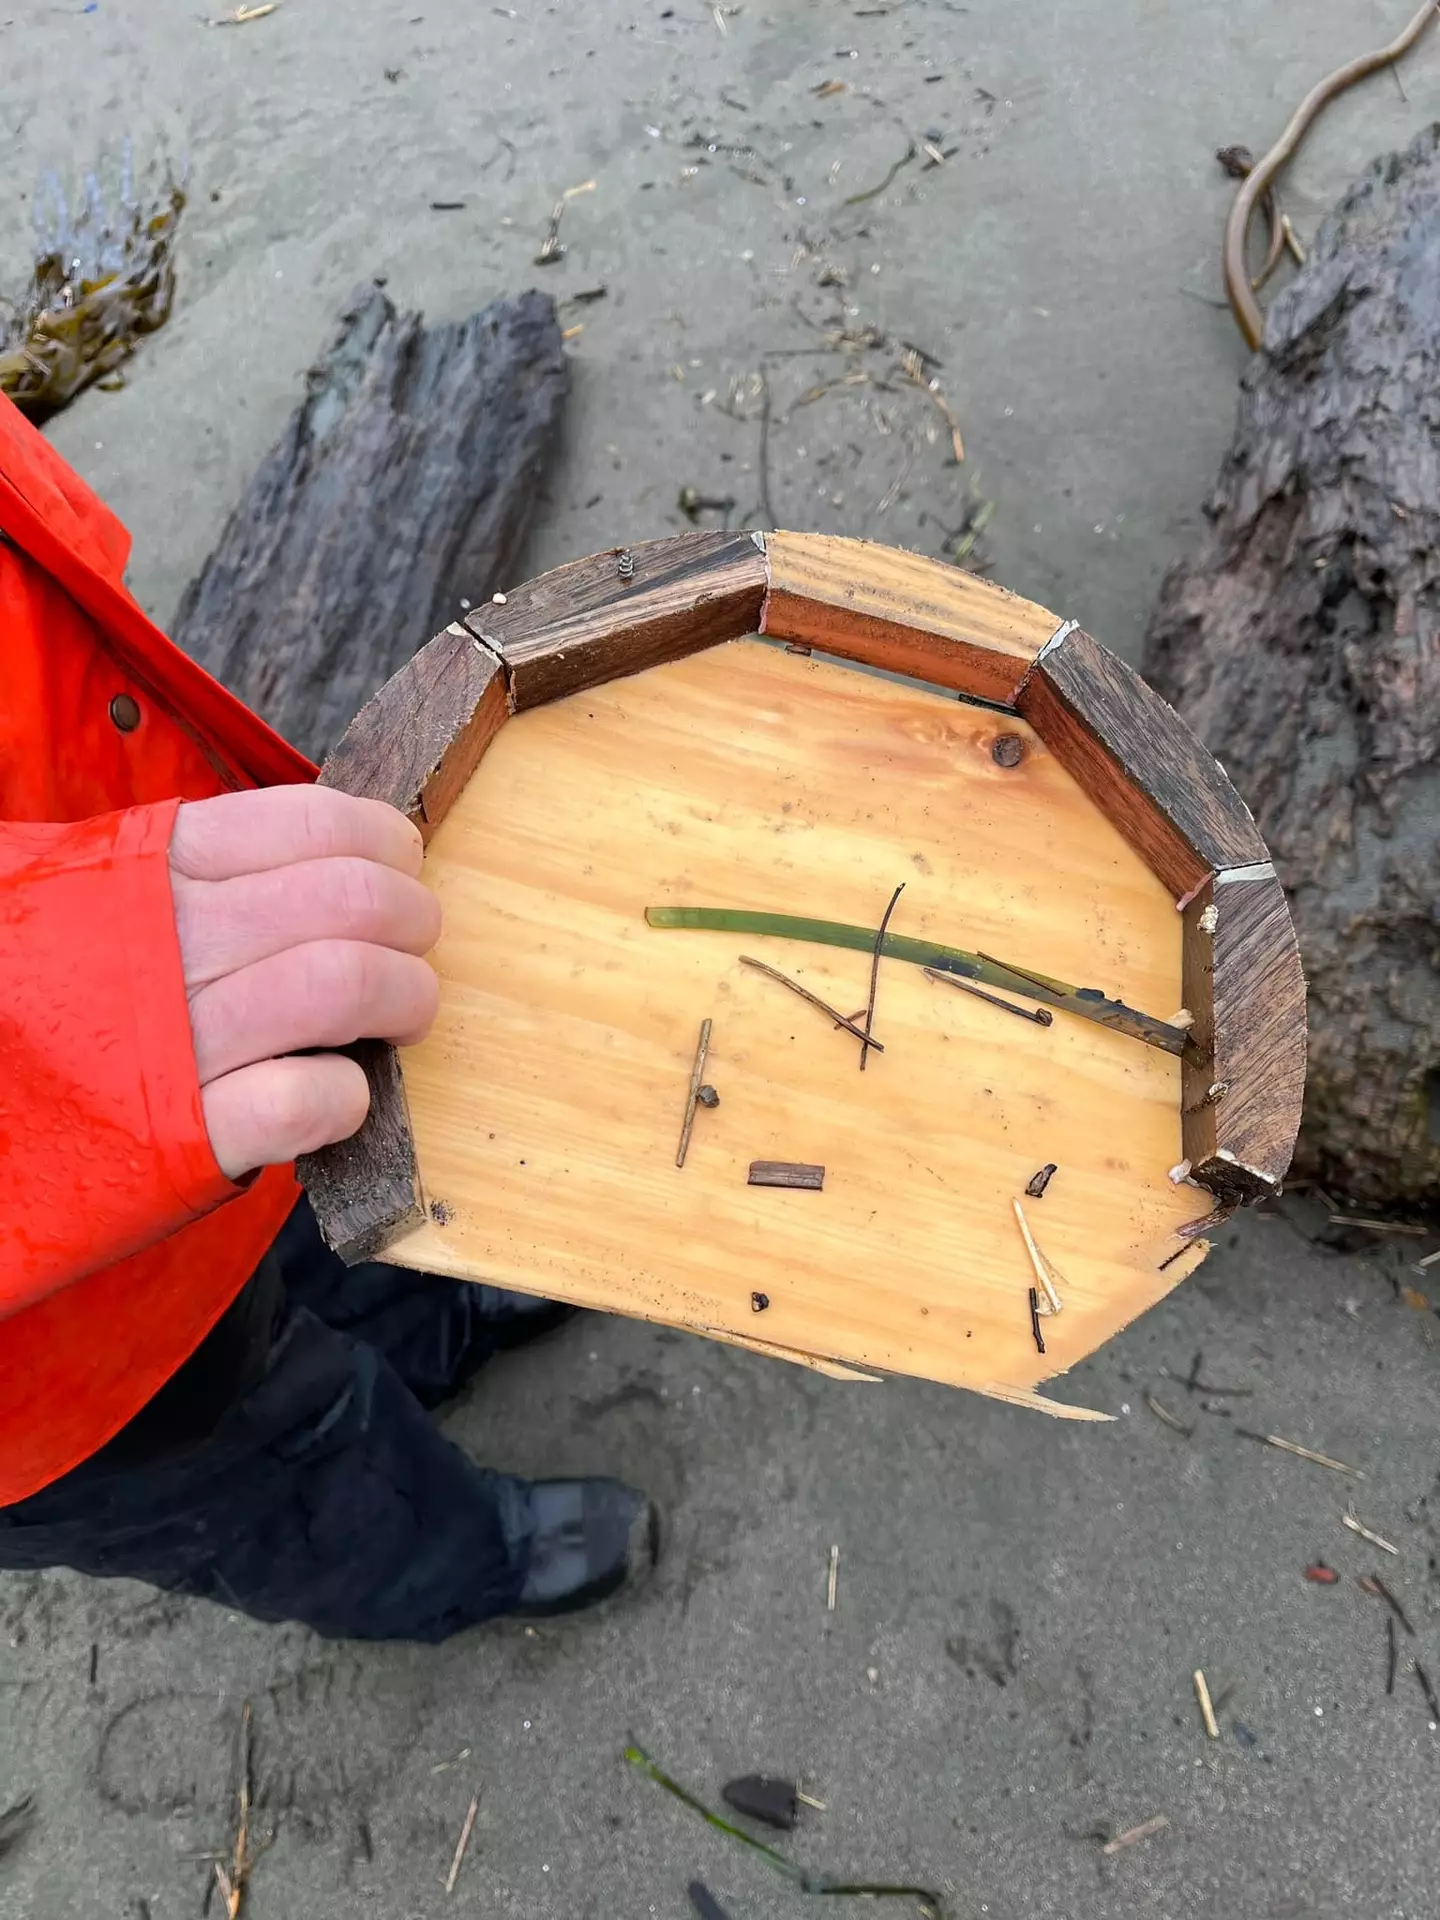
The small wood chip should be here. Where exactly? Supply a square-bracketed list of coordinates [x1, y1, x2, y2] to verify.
[445, 1796, 480, 1895]
[1193, 1669, 1219, 1739]
[1343, 1509, 1399, 1555]
[1102, 1814, 1170, 1856]
[1025, 1163, 1057, 1198]
[826, 1544, 839, 1612]
[749, 1161, 825, 1190]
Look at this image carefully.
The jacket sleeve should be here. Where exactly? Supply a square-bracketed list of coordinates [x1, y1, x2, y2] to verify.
[0, 800, 242, 1311]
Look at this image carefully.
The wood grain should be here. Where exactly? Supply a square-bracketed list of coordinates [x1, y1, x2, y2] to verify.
[1182, 873, 1306, 1201]
[318, 623, 507, 840]
[296, 1039, 425, 1263]
[760, 531, 1059, 705]
[387, 637, 1213, 1408]
[1019, 628, 1269, 900]
[465, 530, 768, 708]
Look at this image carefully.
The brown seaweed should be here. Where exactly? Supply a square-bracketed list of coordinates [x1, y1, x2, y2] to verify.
[1, 147, 185, 422]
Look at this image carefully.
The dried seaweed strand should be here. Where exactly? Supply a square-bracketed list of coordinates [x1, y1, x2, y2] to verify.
[623, 1746, 942, 1915]
[861, 886, 904, 1070]
[740, 955, 883, 1050]
[645, 907, 1188, 1055]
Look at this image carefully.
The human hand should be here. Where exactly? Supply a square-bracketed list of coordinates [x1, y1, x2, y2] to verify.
[169, 787, 441, 1181]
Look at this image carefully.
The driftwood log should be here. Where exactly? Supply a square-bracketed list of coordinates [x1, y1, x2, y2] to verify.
[173, 282, 567, 762]
[1145, 128, 1440, 1208]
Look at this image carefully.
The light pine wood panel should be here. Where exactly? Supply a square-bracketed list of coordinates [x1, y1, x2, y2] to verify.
[389, 639, 1213, 1411]
[761, 531, 1061, 705]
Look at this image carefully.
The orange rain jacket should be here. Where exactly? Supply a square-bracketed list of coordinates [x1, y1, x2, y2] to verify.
[0, 394, 316, 1505]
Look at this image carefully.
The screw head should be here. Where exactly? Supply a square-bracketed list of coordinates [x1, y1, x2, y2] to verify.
[109, 692, 141, 733]
[991, 732, 1024, 768]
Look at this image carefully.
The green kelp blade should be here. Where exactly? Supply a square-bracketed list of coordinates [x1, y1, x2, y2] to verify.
[644, 907, 1189, 1056]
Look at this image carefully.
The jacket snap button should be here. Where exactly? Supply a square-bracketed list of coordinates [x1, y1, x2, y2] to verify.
[109, 693, 141, 733]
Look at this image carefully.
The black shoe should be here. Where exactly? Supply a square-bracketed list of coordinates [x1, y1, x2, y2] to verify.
[511, 1478, 658, 1617]
[471, 1287, 577, 1352]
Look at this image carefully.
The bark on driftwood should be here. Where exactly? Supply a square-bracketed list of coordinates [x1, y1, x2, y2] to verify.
[1145, 128, 1440, 1207]
[173, 282, 567, 761]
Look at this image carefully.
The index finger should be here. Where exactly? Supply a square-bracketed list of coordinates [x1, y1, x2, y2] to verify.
[170, 785, 425, 883]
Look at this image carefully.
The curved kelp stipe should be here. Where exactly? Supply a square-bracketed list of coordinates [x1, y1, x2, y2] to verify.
[624, 1746, 945, 1918]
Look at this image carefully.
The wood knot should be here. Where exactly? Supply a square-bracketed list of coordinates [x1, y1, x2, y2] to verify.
[991, 733, 1024, 768]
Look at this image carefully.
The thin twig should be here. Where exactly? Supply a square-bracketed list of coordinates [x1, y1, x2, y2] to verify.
[1235, 1431, 1364, 1479]
[860, 885, 904, 1071]
[1386, 1614, 1398, 1694]
[1359, 1574, 1415, 1636]
[1415, 1660, 1440, 1723]
[445, 1796, 480, 1895]
[1102, 1814, 1170, 1857]
[1013, 1198, 1063, 1315]
[921, 966, 1052, 1026]
[826, 1544, 839, 1612]
[1343, 1509, 1398, 1555]
[676, 1018, 713, 1168]
[1028, 1287, 1045, 1354]
[740, 955, 883, 1051]
[1193, 1669, 1219, 1740]
[1328, 1214, 1428, 1236]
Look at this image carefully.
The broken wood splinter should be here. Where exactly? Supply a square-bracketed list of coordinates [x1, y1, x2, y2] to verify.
[1013, 1197, 1063, 1315]
[921, 966, 1053, 1026]
[739, 954, 883, 1051]
[676, 1018, 713, 1168]
[749, 1161, 825, 1191]
[826, 1543, 839, 1612]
